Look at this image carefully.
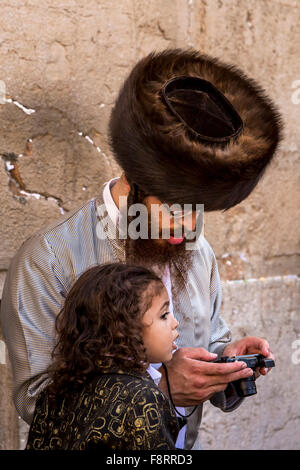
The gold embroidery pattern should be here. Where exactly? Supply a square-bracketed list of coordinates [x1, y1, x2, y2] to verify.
[26, 371, 180, 450]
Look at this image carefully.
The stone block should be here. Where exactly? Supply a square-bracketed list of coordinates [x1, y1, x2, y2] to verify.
[200, 275, 300, 450]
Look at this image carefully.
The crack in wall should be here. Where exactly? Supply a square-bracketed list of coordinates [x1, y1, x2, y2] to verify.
[4, 96, 36, 115]
[5, 95, 112, 169]
[1, 94, 114, 212]
[25, 102, 114, 171]
[77, 131, 110, 166]
[1, 141, 68, 215]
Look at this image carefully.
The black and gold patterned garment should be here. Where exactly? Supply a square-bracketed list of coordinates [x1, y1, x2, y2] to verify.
[25, 368, 184, 450]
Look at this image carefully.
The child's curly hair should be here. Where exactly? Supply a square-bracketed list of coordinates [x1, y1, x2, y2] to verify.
[46, 262, 164, 400]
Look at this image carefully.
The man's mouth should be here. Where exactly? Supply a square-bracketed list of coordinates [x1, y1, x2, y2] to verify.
[167, 235, 185, 245]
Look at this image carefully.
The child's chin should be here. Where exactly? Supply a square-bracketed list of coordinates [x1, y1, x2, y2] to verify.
[163, 353, 173, 363]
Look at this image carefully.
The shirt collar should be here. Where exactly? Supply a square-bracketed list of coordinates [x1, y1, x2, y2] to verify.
[102, 176, 120, 228]
[146, 364, 162, 386]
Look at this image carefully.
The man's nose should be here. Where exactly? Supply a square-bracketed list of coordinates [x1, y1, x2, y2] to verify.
[173, 216, 197, 233]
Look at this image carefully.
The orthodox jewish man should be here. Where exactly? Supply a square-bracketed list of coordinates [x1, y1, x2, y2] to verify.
[1, 48, 282, 449]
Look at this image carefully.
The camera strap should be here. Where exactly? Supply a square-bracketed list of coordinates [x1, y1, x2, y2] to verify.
[162, 363, 198, 418]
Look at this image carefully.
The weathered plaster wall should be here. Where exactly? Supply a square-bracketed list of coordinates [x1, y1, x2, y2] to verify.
[201, 275, 300, 450]
[0, 0, 299, 450]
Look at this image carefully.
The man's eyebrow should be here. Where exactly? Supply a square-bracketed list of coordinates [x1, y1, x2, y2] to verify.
[160, 300, 170, 311]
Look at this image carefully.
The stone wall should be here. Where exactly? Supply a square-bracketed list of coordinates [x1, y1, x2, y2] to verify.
[0, 0, 299, 450]
[201, 275, 300, 450]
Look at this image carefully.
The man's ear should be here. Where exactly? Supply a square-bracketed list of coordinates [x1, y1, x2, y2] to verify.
[121, 172, 131, 192]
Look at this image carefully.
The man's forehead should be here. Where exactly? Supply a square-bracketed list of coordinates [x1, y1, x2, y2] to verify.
[147, 199, 200, 216]
[146, 195, 194, 208]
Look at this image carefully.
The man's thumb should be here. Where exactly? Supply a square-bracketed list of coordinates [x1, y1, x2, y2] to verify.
[186, 347, 218, 362]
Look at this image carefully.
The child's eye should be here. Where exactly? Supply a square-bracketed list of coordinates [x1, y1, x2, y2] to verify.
[160, 311, 170, 320]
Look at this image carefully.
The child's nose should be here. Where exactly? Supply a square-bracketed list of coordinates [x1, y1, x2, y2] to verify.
[172, 317, 179, 329]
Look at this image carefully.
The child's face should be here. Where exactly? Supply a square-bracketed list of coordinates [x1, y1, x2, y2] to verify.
[142, 286, 179, 364]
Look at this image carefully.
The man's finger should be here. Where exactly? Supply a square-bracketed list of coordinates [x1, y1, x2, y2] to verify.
[180, 347, 218, 362]
[247, 336, 271, 356]
[195, 359, 249, 376]
[209, 366, 254, 385]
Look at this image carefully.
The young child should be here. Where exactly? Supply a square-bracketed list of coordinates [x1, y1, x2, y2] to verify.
[25, 262, 183, 450]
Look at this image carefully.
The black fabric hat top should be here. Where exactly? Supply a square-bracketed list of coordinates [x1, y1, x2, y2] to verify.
[160, 75, 244, 144]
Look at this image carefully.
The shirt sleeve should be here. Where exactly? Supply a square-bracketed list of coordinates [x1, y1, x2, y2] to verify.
[0, 233, 68, 424]
[208, 246, 232, 355]
[206, 244, 244, 412]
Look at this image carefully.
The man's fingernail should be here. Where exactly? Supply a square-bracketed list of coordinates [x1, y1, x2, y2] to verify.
[210, 353, 218, 357]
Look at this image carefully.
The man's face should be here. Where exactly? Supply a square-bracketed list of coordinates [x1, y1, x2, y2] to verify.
[143, 195, 198, 246]
[124, 193, 198, 270]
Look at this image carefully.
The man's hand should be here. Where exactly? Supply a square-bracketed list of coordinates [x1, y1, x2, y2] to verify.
[158, 347, 254, 407]
[223, 336, 275, 378]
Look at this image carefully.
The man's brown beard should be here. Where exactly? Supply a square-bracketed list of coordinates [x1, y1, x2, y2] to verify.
[123, 209, 195, 278]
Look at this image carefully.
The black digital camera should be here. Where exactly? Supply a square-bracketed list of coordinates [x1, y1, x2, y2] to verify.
[214, 353, 275, 397]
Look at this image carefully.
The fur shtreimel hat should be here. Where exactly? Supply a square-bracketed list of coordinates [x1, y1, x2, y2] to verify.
[108, 48, 283, 211]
